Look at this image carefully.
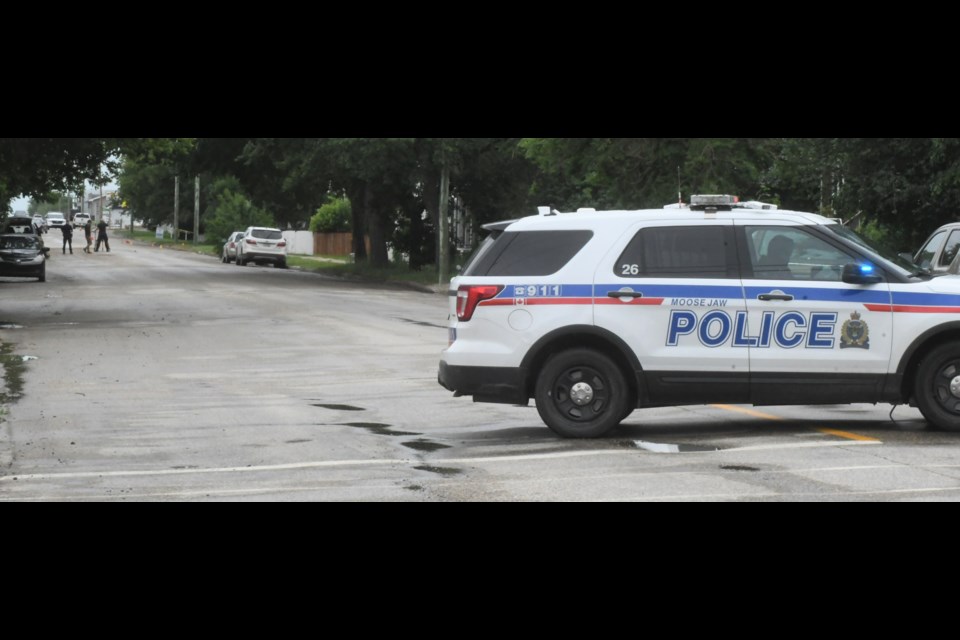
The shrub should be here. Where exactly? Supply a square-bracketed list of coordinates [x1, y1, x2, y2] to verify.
[310, 197, 351, 233]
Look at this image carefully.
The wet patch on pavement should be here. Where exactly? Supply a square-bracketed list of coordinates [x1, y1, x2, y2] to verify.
[343, 422, 420, 437]
[312, 403, 366, 412]
[0, 341, 29, 404]
[285, 439, 312, 444]
[394, 317, 447, 330]
[414, 465, 463, 476]
[402, 439, 451, 453]
[720, 465, 761, 472]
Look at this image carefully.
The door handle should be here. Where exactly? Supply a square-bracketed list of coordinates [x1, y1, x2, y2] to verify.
[758, 293, 794, 301]
[608, 291, 643, 299]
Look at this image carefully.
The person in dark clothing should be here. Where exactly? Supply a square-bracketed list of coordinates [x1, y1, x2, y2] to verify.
[95, 219, 110, 252]
[61, 222, 73, 254]
[83, 220, 93, 253]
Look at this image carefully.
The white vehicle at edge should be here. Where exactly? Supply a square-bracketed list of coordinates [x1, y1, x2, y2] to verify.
[439, 195, 960, 438]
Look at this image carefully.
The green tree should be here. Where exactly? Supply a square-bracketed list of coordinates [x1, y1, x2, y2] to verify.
[204, 179, 275, 246]
[2, 138, 194, 210]
[521, 138, 778, 210]
[309, 196, 351, 233]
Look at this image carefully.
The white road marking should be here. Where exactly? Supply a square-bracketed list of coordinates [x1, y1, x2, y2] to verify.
[0, 439, 894, 485]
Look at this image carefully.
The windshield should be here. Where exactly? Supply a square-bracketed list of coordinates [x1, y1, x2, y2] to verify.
[0, 236, 39, 250]
[824, 223, 922, 277]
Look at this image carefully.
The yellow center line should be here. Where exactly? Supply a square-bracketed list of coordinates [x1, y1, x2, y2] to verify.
[710, 404, 881, 443]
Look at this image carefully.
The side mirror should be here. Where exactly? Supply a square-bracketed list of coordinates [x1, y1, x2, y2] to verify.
[842, 263, 884, 285]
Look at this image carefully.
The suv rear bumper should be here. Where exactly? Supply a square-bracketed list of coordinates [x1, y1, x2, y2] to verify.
[438, 361, 528, 405]
[242, 252, 286, 264]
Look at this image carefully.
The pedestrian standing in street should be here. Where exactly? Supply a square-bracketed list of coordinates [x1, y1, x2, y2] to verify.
[95, 219, 110, 252]
[61, 221, 73, 254]
[83, 220, 93, 254]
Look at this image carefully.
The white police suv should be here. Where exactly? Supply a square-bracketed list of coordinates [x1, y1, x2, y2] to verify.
[439, 195, 960, 438]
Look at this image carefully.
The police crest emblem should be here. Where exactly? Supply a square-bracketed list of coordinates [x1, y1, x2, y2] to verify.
[840, 311, 870, 349]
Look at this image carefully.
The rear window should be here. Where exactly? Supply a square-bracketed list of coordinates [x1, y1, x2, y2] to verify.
[250, 229, 282, 240]
[465, 230, 593, 277]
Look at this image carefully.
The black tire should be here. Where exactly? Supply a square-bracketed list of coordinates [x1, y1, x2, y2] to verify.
[38, 266, 46, 282]
[276, 260, 288, 269]
[221, 252, 228, 263]
[236, 254, 244, 267]
[535, 348, 628, 438]
[915, 341, 960, 432]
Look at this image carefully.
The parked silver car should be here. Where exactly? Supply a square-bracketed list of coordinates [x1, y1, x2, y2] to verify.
[221, 231, 245, 263]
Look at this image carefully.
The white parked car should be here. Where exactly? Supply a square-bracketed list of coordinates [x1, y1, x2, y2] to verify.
[236, 227, 287, 268]
[440, 194, 960, 438]
[45, 212, 67, 230]
[73, 212, 91, 229]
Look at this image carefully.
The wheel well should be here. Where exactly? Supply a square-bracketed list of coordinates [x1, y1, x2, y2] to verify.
[523, 331, 640, 405]
[901, 330, 960, 401]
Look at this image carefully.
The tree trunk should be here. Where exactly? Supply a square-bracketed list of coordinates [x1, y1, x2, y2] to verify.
[366, 185, 389, 267]
[417, 140, 440, 265]
[346, 180, 367, 262]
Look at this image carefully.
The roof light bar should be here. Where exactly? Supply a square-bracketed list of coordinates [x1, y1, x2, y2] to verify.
[691, 195, 740, 207]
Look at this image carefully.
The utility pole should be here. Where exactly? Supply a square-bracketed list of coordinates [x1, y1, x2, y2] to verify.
[173, 176, 180, 242]
[193, 175, 200, 245]
[438, 149, 450, 288]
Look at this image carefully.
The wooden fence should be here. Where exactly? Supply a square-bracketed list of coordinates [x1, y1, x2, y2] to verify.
[314, 232, 370, 257]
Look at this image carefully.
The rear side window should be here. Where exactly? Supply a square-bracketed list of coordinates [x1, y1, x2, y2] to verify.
[466, 230, 593, 277]
[616, 226, 735, 278]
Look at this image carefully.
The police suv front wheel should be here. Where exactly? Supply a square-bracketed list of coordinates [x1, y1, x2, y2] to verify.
[915, 341, 960, 432]
[535, 348, 628, 439]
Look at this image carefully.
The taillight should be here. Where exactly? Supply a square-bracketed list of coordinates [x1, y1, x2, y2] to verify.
[456, 285, 504, 322]
[246, 238, 257, 245]
[278, 241, 286, 247]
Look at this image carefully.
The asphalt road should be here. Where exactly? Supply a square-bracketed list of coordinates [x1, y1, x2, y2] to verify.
[4, 239, 960, 501]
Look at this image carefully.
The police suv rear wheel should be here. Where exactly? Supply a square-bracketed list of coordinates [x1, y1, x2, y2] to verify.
[916, 341, 960, 432]
[535, 348, 628, 439]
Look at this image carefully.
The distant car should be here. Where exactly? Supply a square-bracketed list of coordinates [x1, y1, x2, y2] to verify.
[914, 222, 960, 276]
[221, 231, 245, 263]
[236, 226, 287, 268]
[73, 212, 91, 229]
[31, 214, 47, 233]
[45, 212, 67, 230]
[0, 233, 47, 282]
